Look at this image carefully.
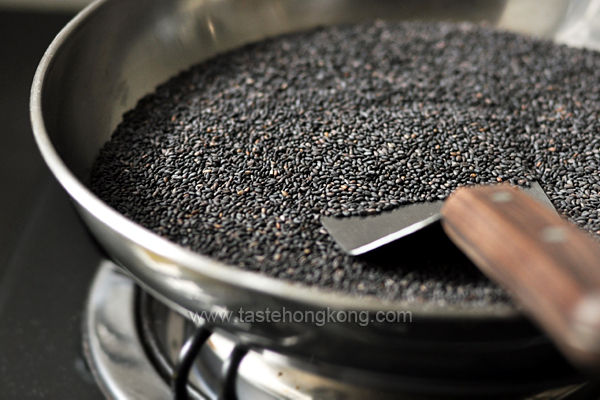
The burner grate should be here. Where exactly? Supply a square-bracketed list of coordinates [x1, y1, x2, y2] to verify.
[137, 287, 248, 400]
[85, 262, 599, 400]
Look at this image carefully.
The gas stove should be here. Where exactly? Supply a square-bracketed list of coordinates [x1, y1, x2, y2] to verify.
[84, 261, 600, 400]
[3, 5, 600, 400]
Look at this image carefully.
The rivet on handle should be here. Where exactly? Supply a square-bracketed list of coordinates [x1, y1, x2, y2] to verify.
[490, 191, 513, 203]
[541, 226, 568, 244]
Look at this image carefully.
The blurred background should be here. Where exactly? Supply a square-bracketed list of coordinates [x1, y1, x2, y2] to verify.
[0, 0, 91, 11]
[0, 0, 90, 268]
[0, 1, 104, 398]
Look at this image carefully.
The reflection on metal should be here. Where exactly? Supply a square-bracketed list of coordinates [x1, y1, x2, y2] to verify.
[497, 0, 571, 37]
[556, 0, 600, 50]
[85, 261, 593, 400]
[83, 261, 172, 400]
[322, 205, 442, 255]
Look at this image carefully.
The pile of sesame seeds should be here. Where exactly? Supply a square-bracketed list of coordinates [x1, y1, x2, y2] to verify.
[91, 21, 600, 306]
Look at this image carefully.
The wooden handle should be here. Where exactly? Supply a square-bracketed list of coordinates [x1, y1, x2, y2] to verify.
[441, 184, 600, 372]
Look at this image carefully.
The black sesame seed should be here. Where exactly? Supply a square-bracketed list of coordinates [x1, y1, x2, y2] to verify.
[91, 21, 600, 307]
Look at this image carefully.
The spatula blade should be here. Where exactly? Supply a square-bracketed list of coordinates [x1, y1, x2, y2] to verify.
[321, 182, 555, 256]
[321, 202, 442, 256]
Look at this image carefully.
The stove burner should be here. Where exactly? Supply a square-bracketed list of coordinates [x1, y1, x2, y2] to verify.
[83, 261, 599, 400]
[138, 292, 247, 400]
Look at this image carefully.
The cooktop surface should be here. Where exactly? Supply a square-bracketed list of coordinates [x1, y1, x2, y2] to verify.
[0, 9, 104, 399]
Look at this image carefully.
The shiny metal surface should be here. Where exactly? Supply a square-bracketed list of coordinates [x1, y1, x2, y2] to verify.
[83, 261, 172, 400]
[85, 262, 595, 399]
[85, 262, 405, 399]
[322, 202, 442, 256]
[32, 0, 592, 376]
[557, 0, 600, 50]
[322, 182, 555, 255]
[528, 181, 558, 211]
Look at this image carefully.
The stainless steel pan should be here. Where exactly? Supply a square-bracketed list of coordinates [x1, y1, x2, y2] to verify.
[31, 0, 592, 392]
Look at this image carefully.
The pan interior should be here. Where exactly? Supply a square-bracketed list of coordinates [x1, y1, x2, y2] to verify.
[35, 0, 587, 316]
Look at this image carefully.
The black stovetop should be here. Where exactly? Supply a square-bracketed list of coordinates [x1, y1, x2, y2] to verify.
[0, 9, 104, 399]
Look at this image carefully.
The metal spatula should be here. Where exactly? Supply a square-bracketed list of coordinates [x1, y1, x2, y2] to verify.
[322, 183, 600, 373]
[321, 181, 555, 255]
